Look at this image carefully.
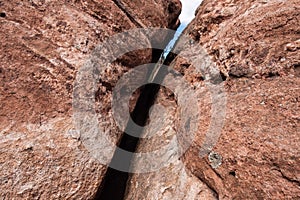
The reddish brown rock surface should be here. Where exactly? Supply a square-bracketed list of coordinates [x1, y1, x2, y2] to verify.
[125, 88, 217, 200]
[1, 0, 299, 199]
[171, 0, 300, 199]
[126, 0, 299, 198]
[186, 0, 300, 79]
[0, 0, 181, 198]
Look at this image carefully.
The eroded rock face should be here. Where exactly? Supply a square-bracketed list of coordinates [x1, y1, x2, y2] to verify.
[186, 0, 300, 79]
[125, 88, 217, 200]
[0, 0, 181, 198]
[87, 0, 299, 198]
[169, 0, 299, 199]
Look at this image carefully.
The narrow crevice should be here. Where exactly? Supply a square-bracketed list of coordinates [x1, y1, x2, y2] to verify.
[273, 166, 300, 187]
[94, 3, 200, 200]
[280, 172, 300, 186]
[199, 177, 219, 199]
[94, 83, 162, 199]
[94, 47, 174, 200]
[112, 0, 145, 28]
[195, 174, 219, 200]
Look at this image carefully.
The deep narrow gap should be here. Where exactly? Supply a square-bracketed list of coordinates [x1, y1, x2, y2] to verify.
[94, 2, 202, 199]
[94, 47, 173, 200]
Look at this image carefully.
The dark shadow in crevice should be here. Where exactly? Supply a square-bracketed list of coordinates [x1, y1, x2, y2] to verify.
[94, 48, 170, 200]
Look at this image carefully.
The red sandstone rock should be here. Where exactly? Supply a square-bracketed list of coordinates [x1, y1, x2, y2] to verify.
[1, 0, 299, 199]
[171, 0, 300, 199]
[0, 0, 181, 198]
[125, 88, 217, 199]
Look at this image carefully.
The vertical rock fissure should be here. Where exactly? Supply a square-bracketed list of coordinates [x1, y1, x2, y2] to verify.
[94, 30, 183, 199]
[112, 0, 145, 28]
[93, 0, 211, 197]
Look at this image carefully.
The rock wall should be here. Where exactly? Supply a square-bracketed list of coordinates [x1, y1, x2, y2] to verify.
[0, 0, 181, 199]
[127, 0, 299, 199]
[1, 0, 299, 199]
[186, 0, 300, 78]
[125, 88, 218, 200]
[171, 0, 299, 199]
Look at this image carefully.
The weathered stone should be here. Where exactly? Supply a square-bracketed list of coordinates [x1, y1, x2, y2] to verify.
[2, 0, 299, 198]
[178, 76, 300, 199]
[168, 0, 300, 199]
[185, 0, 300, 78]
[0, 0, 181, 198]
[125, 88, 217, 200]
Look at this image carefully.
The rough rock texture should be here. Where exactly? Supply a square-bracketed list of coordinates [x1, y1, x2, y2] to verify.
[184, 77, 300, 199]
[117, 0, 181, 29]
[125, 88, 217, 200]
[168, 0, 299, 199]
[2, 0, 299, 199]
[187, 0, 300, 79]
[0, 0, 181, 198]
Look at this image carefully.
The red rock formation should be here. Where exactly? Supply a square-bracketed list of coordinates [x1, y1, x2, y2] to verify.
[1, 0, 299, 199]
[106, 0, 300, 199]
[172, 0, 299, 199]
[0, 0, 181, 198]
